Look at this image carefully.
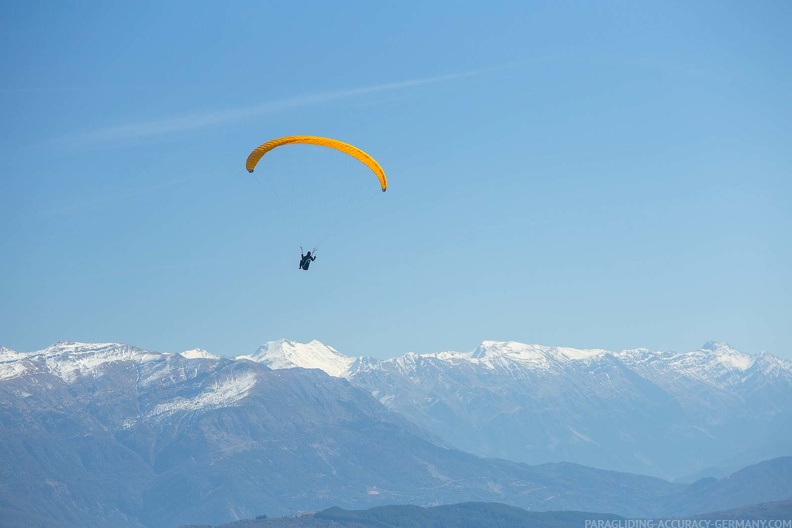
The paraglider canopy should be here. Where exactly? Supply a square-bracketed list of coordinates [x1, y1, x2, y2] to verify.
[246, 135, 388, 192]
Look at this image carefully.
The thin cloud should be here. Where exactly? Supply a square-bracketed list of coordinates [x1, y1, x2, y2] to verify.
[66, 68, 494, 147]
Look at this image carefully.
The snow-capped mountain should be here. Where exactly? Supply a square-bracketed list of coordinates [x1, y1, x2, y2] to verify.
[179, 348, 219, 360]
[236, 338, 354, 377]
[253, 338, 790, 392]
[247, 339, 792, 479]
[0, 341, 219, 383]
[613, 341, 788, 391]
[0, 340, 695, 528]
[2, 340, 792, 528]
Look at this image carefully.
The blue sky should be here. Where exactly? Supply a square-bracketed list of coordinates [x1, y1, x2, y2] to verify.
[2, 1, 790, 359]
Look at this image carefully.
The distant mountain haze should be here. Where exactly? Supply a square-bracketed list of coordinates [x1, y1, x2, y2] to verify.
[1, 340, 791, 528]
[241, 339, 792, 479]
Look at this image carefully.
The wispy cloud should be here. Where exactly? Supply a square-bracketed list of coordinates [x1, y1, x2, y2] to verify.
[65, 68, 493, 147]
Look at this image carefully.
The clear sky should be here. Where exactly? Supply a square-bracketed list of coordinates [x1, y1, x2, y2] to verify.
[2, 1, 790, 360]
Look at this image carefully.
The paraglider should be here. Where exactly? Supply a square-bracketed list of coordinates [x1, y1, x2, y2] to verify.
[245, 135, 388, 271]
[299, 248, 316, 270]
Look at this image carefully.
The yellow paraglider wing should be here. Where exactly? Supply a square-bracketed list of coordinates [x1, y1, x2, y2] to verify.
[246, 135, 388, 192]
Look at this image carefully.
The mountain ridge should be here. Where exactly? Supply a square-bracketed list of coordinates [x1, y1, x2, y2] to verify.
[180, 496, 792, 528]
[238, 339, 792, 479]
[236, 339, 788, 383]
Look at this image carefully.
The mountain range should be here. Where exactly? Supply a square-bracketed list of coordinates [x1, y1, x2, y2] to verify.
[246, 339, 792, 479]
[1, 340, 791, 527]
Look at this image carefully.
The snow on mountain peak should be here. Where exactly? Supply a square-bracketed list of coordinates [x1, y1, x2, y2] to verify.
[38, 342, 162, 383]
[0, 346, 23, 361]
[750, 351, 792, 378]
[237, 339, 354, 377]
[0, 346, 29, 381]
[471, 341, 606, 365]
[613, 342, 759, 388]
[699, 341, 754, 371]
[379, 341, 612, 375]
[180, 349, 219, 360]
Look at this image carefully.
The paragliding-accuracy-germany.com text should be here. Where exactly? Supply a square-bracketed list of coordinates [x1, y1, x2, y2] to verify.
[585, 521, 792, 528]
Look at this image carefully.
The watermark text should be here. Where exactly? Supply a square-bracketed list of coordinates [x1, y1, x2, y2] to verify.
[585, 520, 792, 528]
